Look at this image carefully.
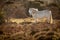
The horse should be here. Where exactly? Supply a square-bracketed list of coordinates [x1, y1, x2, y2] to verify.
[29, 8, 53, 24]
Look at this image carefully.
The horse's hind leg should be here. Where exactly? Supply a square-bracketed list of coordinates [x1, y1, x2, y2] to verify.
[50, 15, 53, 24]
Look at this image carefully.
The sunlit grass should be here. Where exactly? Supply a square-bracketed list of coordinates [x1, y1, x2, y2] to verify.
[8, 17, 51, 24]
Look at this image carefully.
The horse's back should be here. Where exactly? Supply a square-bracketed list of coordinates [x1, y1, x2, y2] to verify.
[33, 10, 52, 19]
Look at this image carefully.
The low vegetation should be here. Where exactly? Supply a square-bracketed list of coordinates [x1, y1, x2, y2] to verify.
[0, 20, 60, 40]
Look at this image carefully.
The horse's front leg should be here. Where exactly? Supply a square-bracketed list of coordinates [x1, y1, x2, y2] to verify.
[35, 18, 40, 23]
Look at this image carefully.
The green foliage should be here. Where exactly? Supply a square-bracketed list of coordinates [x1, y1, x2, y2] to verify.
[28, 1, 44, 10]
[0, 11, 5, 25]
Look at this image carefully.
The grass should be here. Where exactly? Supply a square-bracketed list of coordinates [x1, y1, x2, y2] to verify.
[0, 19, 60, 40]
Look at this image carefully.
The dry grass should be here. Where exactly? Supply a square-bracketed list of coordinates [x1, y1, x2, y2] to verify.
[8, 17, 50, 24]
[0, 19, 60, 40]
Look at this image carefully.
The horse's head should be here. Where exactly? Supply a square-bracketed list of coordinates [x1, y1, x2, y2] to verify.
[29, 8, 38, 15]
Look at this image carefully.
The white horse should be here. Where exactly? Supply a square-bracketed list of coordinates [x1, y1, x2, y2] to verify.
[29, 8, 53, 24]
